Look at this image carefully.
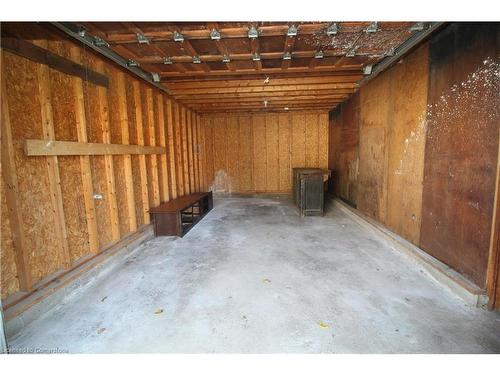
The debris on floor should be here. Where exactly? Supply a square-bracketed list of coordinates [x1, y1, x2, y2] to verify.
[154, 309, 164, 314]
[318, 321, 330, 329]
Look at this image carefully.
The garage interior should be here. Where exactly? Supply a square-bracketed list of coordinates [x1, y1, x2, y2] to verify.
[1, 21, 499, 353]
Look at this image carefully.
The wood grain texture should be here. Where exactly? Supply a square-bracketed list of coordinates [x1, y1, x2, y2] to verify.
[420, 23, 500, 287]
[165, 99, 177, 199]
[202, 111, 329, 194]
[1, 27, 201, 301]
[3, 50, 63, 284]
[48, 41, 91, 263]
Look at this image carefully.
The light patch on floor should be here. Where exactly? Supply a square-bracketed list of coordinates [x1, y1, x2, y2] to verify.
[7, 197, 500, 353]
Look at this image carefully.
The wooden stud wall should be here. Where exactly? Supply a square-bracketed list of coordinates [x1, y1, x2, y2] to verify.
[0, 26, 204, 301]
[201, 111, 328, 194]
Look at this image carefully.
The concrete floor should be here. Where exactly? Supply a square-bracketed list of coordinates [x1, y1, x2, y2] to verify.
[8, 197, 500, 353]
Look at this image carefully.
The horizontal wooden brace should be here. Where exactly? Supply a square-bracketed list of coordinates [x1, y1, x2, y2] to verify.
[1, 36, 109, 88]
[25, 139, 166, 156]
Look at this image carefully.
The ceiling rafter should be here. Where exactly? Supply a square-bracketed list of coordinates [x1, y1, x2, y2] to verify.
[75, 21, 437, 112]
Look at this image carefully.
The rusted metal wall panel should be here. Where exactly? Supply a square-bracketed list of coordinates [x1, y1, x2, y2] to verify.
[420, 23, 500, 287]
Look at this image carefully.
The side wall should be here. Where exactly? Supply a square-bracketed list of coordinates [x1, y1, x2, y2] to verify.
[201, 111, 328, 194]
[329, 23, 500, 289]
[0, 23, 205, 301]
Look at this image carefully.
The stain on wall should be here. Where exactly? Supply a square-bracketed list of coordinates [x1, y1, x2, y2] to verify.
[420, 23, 500, 287]
[202, 111, 329, 194]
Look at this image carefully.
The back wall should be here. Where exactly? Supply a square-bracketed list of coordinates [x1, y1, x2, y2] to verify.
[201, 111, 329, 194]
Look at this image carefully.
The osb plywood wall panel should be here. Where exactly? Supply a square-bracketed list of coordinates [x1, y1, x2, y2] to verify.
[47, 40, 90, 263]
[201, 111, 329, 194]
[3, 51, 64, 284]
[328, 93, 360, 205]
[1, 177, 19, 298]
[1, 23, 203, 301]
[420, 23, 500, 287]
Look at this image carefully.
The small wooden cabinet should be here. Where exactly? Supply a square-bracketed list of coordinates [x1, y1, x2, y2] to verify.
[293, 168, 330, 216]
[150, 192, 213, 237]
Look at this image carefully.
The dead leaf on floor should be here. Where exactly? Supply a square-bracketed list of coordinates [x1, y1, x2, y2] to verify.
[154, 309, 164, 314]
[97, 328, 106, 334]
[262, 278, 271, 283]
[318, 321, 330, 329]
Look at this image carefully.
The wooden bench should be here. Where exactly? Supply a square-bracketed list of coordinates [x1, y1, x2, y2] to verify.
[149, 192, 213, 237]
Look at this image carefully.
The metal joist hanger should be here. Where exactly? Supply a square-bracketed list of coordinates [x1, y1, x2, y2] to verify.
[51, 22, 170, 94]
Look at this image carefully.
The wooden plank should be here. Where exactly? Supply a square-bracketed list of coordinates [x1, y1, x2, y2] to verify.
[69, 47, 99, 254]
[143, 87, 160, 207]
[165, 99, 177, 199]
[167, 75, 360, 90]
[1, 36, 108, 87]
[487, 134, 500, 309]
[420, 24, 500, 287]
[226, 115, 240, 192]
[278, 113, 291, 192]
[3, 49, 64, 283]
[36, 40, 71, 268]
[192, 112, 200, 192]
[47, 40, 91, 263]
[358, 72, 390, 222]
[169, 83, 357, 95]
[266, 114, 280, 191]
[172, 101, 185, 196]
[1, 68, 32, 291]
[305, 113, 319, 167]
[213, 116, 229, 192]
[291, 113, 306, 170]
[196, 114, 206, 191]
[203, 117, 215, 190]
[132, 81, 150, 224]
[156, 93, 169, 202]
[94, 60, 120, 243]
[318, 113, 329, 169]
[385, 45, 428, 245]
[25, 139, 166, 156]
[253, 115, 267, 192]
[238, 115, 254, 192]
[186, 110, 195, 193]
[181, 107, 191, 194]
[114, 70, 137, 233]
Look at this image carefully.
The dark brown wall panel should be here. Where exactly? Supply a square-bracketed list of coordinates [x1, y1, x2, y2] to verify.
[328, 93, 360, 206]
[420, 23, 500, 287]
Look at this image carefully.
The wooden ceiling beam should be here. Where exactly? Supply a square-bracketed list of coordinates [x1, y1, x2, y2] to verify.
[281, 33, 296, 70]
[165, 75, 362, 90]
[169, 82, 357, 95]
[159, 65, 364, 78]
[197, 105, 336, 113]
[121, 22, 188, 73]
[172, 89, 356, 100]
[96, 22, 377, 44]
[207, 22, 236, 72]
[178, 95, 349, 104]
[187, 103, 343, 110]
[249, 34, 262, 71]
[186, 97, 345, 105]
[135, 50, 371, 64]
[162, 70, 363, 82]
